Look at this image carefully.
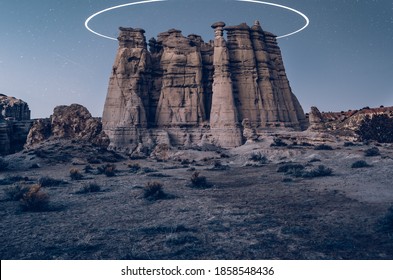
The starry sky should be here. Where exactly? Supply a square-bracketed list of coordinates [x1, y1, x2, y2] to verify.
[1, 0, 392, 118]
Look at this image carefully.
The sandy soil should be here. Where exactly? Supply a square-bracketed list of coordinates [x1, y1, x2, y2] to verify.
[1, 138, 393, 260]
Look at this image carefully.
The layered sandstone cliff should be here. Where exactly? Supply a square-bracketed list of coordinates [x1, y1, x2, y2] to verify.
[102, 21, 307, 152]
[0, 94, 32, 155]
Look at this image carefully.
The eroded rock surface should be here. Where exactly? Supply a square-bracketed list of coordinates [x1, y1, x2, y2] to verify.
[26, 104, 109, 148]
[102, 22, 308, 151]
[0, 94, 32, 155]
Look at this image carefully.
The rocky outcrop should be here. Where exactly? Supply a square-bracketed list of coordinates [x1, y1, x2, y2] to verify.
[307, 106, 393, 138]
[102, 21, 307, 151]
[26, 104, 109, 148]
[0, 94, 32, 155]
[0, 94, 31, 121]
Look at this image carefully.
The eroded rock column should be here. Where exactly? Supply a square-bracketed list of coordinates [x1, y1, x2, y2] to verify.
[209, 22, 243, 147]
[102, 28, 150, 152]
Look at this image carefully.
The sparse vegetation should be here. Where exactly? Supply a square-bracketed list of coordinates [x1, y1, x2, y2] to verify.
[0, 176, 28, 185]
[351, 160, 372, 169]
[190, 172, 211, 188]
[344, 142, 356, 147]
[38, 176, 66, 187]
[69, 168, 83, 180]
[314, 144, 334, 151]
[128, 163, 141, 173]
[20, 184, 50, 212]
[270, 138, 288, 147]
[364, 147, 380, 157]
[84, 165, 94, 174]
[248, 152, 268, 164]
[278, 163, 332, 178]
[302, 165, 333, 178]
[77, 183, 101, 194]
[97, 164, 116, 177]
[143, 181, 166, 200]
[5, 184, 30, 201]
[277, 163, 305, 173]
[356, 114, 393, 143]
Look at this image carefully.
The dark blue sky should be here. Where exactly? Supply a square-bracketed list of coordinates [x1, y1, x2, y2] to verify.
[1, 0, 392, 118]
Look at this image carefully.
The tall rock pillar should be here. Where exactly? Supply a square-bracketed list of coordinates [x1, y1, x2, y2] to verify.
[210, 22, 243, 147]
[102, 27, 151, 152]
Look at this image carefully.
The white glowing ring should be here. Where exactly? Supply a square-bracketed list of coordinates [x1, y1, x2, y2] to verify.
[85, 0, 309, 40]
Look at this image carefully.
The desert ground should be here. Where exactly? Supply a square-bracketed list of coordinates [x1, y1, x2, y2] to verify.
[1, 133, 393, 260]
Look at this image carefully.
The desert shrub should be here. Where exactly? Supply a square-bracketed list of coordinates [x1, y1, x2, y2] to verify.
[0, 176, 28, 185]
[5, 184, 30, 201]
[97, 164, 116, 177]
[38, 176, 65, 187]
[77, 183, 101, 194]
[364, 147, 380, 157]
[351, 160, 372, 169]
[190, 172, 211, 188]
[128, 163, 141, 173]
[249, 152, 268, 164]
[270, 138, 288, 147]
[84, 165, 94, 174]
[0, 157, 8, 171]
[143, 181, 166, 200]
[69, 168, 83, 180]
[356, 114, 393, 143]
[344, 142, 356, 147]
[314, 144, 334, 150]
[277, 163, 305, 173]
[302, 165, 333, 178]
[20, 184, 49, 211]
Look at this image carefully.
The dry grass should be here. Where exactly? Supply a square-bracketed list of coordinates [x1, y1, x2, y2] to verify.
[20, 184, 50, 212]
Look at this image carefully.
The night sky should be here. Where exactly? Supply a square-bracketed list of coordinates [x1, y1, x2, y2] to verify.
[1, 0, 392, 118]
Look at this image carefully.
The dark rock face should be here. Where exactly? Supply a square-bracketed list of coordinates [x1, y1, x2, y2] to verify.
[102, 22, 307, 151]
[0, 94, 30, 121]
[0, 94, 32, 155]
[25, 104, 109, 148]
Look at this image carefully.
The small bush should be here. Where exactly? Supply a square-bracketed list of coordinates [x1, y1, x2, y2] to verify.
[249, 152, 268, 164]
[364, 147, 380, 157]
[38, 176, 65, 187]
[128, 163, 141, 173]
[0, 157, 8, 171]
[314, 144, 334, 150]
[270, 138, 288, 147]
[143, 181, 166, 200]
[77, 183, 101, 194]
[69, 168, 83, 180]
[277, 163, 305, 173]
[84, 165, 94, 174]
[20, 184, 49, 211]
[351, 160, 372, 168]
[190, 172, 211, 188]
[97, 164, 116, 177]
[5, 184, 30, 201]
[344, 142, 356, 147]
[0, 176, 28, 186]
[302, 165, 333, 178]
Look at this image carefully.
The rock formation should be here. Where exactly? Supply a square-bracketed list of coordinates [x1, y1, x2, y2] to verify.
[0, 94, 32, 155]
[102, 21, 307, 152]
[0, 94, 31, 121]
[307, 105, 393, 139]
[26, 104, 109, 148]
